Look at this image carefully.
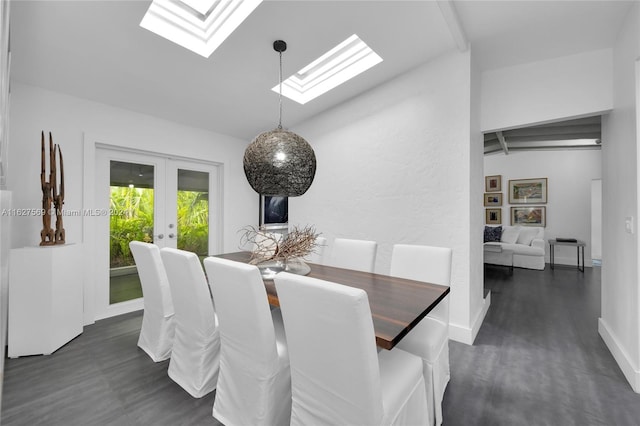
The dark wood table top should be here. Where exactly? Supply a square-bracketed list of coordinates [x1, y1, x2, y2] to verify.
[215, 251, 450, 350]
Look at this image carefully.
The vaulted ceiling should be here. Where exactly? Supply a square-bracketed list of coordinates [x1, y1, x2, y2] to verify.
[9, 1, 634, 141]
[484, 116, 602, 155]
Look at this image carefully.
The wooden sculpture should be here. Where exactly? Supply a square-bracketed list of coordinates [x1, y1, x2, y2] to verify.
[53, 143, 65, 244]
[39, 131, 65, 246]
[40, 132, 54, 245]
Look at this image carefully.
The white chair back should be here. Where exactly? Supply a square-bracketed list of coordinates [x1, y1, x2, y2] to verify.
[160, 247, 220, 398]
[327, 238, 377, 272]
[203, 257, 291, 426]
[390, 244, 452, 285]
[129, 241, 174, 362]
[274, 272, 383, 425]
[390, 244, 452, 322]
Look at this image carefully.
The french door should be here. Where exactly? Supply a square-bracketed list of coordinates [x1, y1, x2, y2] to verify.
[95, 146, 221, 319]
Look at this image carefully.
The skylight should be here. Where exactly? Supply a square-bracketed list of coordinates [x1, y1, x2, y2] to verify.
[140, 0, 262, 58]
[273, 34, 383, 105]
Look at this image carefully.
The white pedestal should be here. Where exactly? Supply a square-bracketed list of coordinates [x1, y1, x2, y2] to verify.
[8, 244, 83, 357]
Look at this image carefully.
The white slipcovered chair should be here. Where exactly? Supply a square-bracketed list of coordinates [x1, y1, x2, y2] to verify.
[390, 244, 452, 426]
[326, 237, 377, 272]
[274, 272, 429, 426]
[129, 241, 175, 362]
[203, 257, 291, 426]
[160, 248, 220, 398]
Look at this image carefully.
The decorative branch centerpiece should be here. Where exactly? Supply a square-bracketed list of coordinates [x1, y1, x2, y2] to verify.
[240, 225, 322, 278]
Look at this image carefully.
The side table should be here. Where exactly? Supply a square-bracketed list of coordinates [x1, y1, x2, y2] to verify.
[548, 239, 586, 272]
[8, 244, 84, 357]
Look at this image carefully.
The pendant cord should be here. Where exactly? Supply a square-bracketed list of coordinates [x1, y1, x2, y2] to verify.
[278, 50, 283, 130]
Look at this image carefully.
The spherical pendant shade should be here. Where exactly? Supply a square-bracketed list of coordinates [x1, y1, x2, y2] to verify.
[243, 128, 316, 196]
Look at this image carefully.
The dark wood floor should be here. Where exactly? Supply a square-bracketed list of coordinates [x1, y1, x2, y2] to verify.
[444, 265, 640, 425]
[2, 312, 222, 426]
[3, 264, 640, 425]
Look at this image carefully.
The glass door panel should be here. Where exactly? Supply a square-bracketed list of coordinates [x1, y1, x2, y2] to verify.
[165, 160, 219, 257]
[109, 160, 155, 304]
[176, 169, 209, 258]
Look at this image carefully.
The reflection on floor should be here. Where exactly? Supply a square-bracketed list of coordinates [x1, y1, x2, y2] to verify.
[110, 273, 142, 304]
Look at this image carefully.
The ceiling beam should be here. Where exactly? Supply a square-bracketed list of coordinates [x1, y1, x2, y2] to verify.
[505, 134, 601, 143]
[497, 131, 509, 155]
[484, 133, 499, 143]
[437, 0, 469, 52]
[508, 140, 601, 149]
[505, 124, 601, 138]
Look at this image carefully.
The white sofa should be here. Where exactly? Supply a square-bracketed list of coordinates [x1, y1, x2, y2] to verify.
[484, 225, 545, 270]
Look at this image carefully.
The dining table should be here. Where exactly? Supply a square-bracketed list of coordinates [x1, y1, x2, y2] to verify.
[215, 251, 450, 350]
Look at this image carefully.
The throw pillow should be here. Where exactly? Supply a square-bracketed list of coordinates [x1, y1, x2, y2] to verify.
[501, 226, 520, 244]
[517, 227, 539, 246]
[484, 226, 502, 243]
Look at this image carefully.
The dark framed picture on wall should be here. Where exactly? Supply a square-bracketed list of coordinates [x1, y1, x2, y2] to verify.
[483, 193, 503, 206]
[486, 208, 502, 225]
[259, 195, 288, 230]
[485, 175, 502, 192]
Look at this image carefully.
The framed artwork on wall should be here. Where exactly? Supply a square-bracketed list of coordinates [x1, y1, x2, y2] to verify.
[483, 193, 503, 206]
[486, 208, 502, 225]
[485, 175, 501, 192]
[508, 178, 548, 204]
[259, 195, 288, 230]
[511, 206, 546, 227]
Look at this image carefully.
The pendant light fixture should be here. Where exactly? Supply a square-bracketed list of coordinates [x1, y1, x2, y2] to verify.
[243, 40, 316, 197]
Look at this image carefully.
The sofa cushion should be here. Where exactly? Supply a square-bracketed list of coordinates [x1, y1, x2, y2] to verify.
[484, 226, 502, 243]
[500, 243, 544, 256]
[501, 226, 520, 244]
[517, 227, 540, 246]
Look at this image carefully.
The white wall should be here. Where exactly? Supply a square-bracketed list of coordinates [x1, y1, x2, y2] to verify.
[481, 49, 613, 132]
[7, 83, 256, 323]
[470, 49, 487, 341]
[290, 51, 488, 345]
[484, 149, 602, 266]
[0, 190, 10, 407]
[599, 3, 640, 393]
[591, 179, 602, 261]
[0, 0, 10, 407]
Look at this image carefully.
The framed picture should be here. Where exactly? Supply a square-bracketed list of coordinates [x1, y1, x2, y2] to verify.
[483, 193, 503, 207]
[485, 175, 501, 192]
[259, 195, 288, 230]
[486, 208, 502, 225]
[508, 178, 548, 204]
[511, 206, 546, 227]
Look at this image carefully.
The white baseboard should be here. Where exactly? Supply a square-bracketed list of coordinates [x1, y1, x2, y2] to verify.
[598, 318, 640, 393]
[449, 291, 491, 345]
